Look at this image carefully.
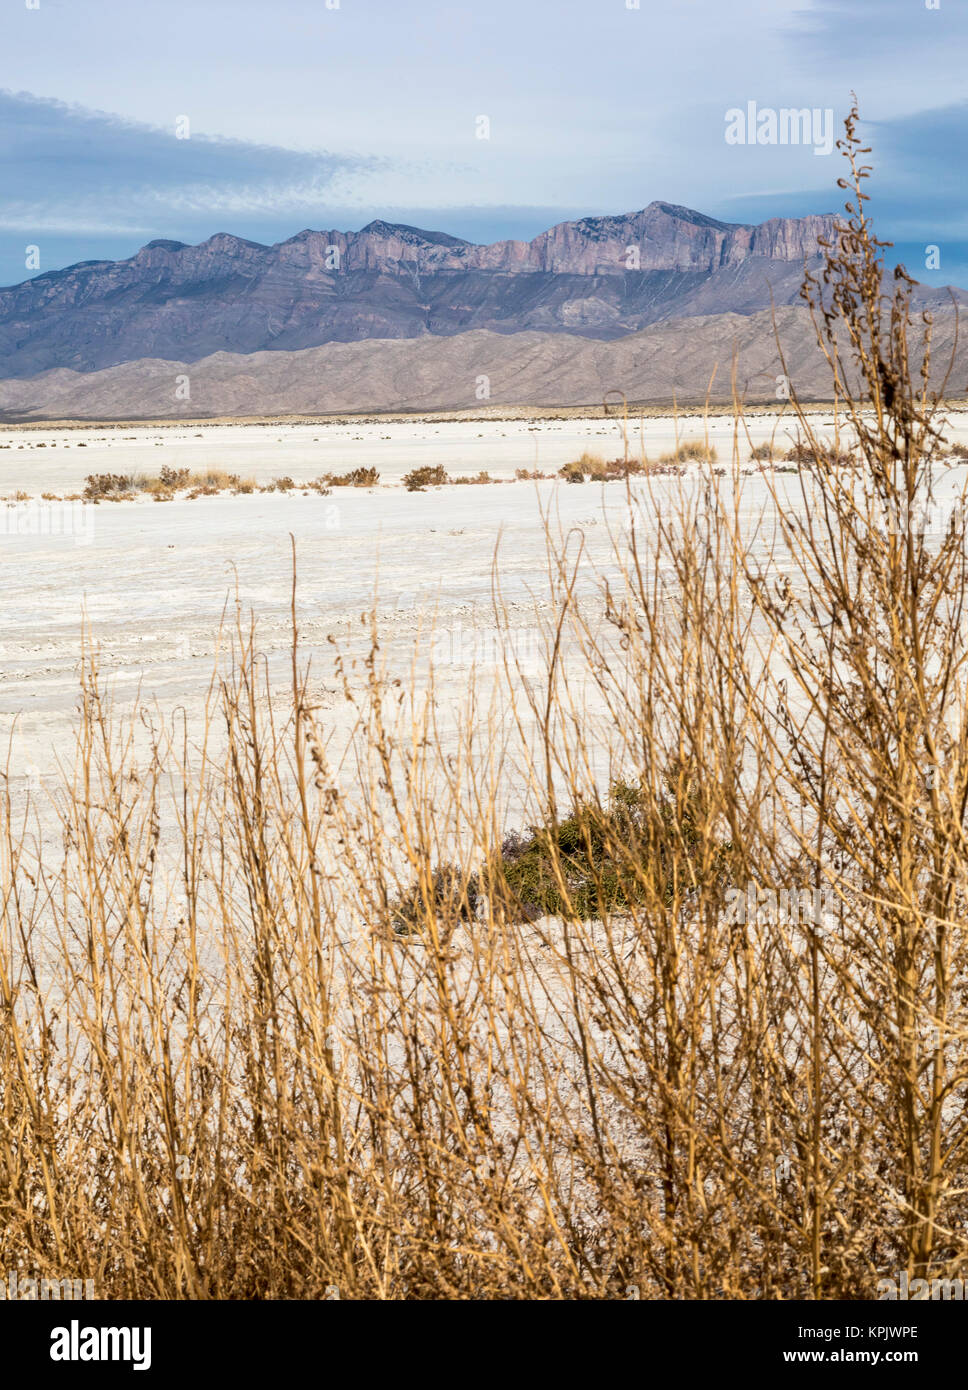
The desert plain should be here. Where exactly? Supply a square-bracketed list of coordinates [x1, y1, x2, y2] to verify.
[3, 405, 968, 825]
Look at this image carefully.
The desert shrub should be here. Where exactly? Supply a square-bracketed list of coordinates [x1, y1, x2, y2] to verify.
[483, 776, 731, 923]
[604, 457, 645, 478]
[678, 439, 716, 461]
[559, 460, 587, 483]
[657, 440, 718, 465]
[81, 467, 259, 498]
[83, 473, 132, 499]
[388, 862, 480, 935]
[579, 451, 609, 478]
[785, 439, 857, 467]
[560, 455, 645, 482]
[452, 470, 499, 485]
[388, 775, 731, 928]
[403, 465, 449, 491]
[559, 451, 612, 481]
[192, 469, 238, 490]
[322, 466, 379, 487]
[159, 465, 191, 489]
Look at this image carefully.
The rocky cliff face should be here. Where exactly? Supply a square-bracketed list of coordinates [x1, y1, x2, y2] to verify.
[0, 203, 852, 378]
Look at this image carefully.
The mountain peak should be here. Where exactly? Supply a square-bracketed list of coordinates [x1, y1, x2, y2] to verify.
[0, 200, 884, 381]
[645, 202, 741, 230]
[195, 232, 269, 254]
[358, 220, 471, 249]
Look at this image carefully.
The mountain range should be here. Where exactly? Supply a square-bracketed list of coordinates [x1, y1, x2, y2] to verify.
[1, 203, 965, 416]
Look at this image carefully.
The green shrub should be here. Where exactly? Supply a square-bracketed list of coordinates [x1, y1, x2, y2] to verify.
[389, 775, 732, 930]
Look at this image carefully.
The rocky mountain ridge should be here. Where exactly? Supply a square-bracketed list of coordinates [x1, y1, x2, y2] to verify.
[0, 203, 849, 379]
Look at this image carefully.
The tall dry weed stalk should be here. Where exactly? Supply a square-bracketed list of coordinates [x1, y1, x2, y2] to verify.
[2, 106, 968, 1298]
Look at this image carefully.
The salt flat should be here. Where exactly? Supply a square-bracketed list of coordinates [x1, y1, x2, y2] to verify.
[0, 408, 913, 492]
[1, 409, 967, 813]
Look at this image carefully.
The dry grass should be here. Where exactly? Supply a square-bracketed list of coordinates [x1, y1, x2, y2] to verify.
[83, 467, 260, 501]
[317, 467, 379, 488]
[656, 439, 718, 465]
[403, 464, 450, 490]
[559, 454, 648, 482]
[453, 469, 505, 485]
[2, 107, 968, 1300]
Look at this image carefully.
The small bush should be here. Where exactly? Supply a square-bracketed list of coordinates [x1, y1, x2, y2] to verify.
[657, 440, 718, 466]
[559, 451, 614, 481]
[83, 473, 132, 499]
[453, 470, 498, 485]
[785, 440, 857, 467]
[389, 777, 731, 930]
[403, 465, 449, 492]
[487, 776, 730, 923]
[677, 439, 716, 462]
[559, 460, 587, 483]
[559, 455, 644, 482]
[159, 465, 191, 489]
[322, 467, 379, 488]
[389, 863, 480, 935]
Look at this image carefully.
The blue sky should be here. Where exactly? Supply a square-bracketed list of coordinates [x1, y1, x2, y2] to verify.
[1, 0, 966, 289]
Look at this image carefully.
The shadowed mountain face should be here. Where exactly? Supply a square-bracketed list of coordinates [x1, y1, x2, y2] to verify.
[2, 305, 964, 420]
[0, 202, 854, 379]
